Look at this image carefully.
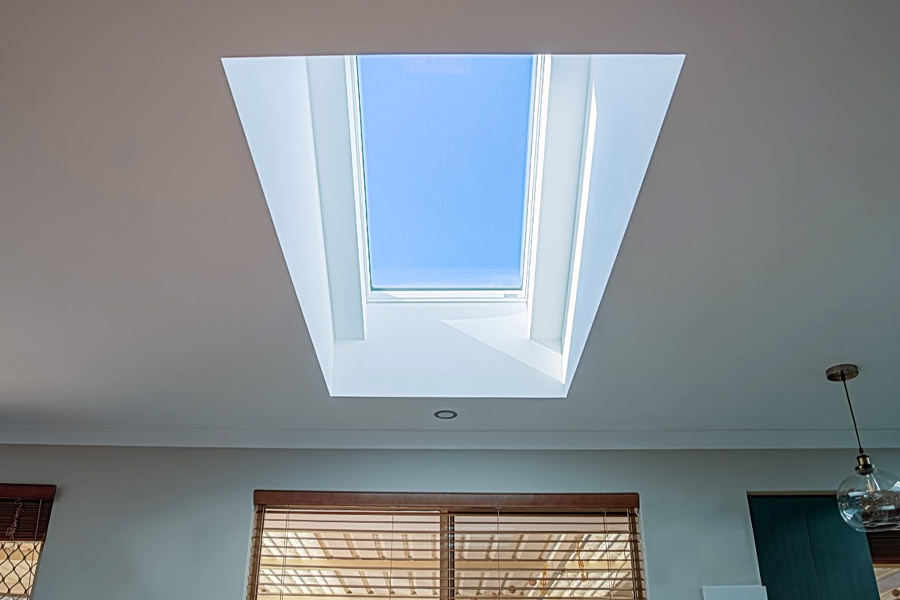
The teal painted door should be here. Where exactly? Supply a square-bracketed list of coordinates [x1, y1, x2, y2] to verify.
[749, 495, 879, 600]
[749, 496, 821, 600]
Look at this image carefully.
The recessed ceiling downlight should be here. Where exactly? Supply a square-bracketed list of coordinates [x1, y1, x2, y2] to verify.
[434, 410, 458, 420]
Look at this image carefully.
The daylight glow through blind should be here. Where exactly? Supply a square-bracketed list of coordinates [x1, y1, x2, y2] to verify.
[358, 55, 535, 290]
[248, 492, 646, 600]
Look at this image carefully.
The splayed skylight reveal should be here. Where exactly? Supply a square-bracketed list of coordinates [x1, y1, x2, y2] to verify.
[223, 53, 684, 397]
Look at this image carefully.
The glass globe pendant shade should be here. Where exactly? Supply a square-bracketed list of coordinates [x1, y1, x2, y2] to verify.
[836, 453, 900, 532]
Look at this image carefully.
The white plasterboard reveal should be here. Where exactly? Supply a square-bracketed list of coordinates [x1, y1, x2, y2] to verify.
[702, 586, 768, 600]
[223, 54, 683, 398]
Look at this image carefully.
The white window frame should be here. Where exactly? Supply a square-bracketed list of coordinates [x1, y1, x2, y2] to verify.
[347, 55, 552, 303]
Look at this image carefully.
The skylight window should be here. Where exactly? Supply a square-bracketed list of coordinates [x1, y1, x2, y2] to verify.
[356, 55, 538, 294]
[224, 52, 685, 395]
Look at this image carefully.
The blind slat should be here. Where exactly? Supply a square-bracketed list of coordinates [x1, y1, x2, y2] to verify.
[868, 530, 900, 565]
[0, 500, 53, 543]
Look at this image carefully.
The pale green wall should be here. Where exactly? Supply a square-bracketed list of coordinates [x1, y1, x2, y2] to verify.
[1, 446, 896, 600]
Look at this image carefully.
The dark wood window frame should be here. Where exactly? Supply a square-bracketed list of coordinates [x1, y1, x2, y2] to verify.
[250, 491, 644, 600]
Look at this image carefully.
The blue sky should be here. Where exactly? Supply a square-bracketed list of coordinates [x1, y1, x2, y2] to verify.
[358, 54, 535, 290]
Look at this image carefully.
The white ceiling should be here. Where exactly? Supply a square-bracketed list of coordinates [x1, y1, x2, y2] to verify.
[2, 0, 899, 450]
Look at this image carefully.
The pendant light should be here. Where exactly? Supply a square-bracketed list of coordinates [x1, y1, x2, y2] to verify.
[826, 364, 900, 532]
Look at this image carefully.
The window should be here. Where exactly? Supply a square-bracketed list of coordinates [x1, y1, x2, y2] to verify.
[355, 55, 547, 299]
[0, 485, 55, 599]
[248, 492, 645, 600]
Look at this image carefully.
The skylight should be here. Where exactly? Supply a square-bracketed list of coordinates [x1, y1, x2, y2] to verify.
[223, 52, 685, 396]
[356, 55, 537, 293]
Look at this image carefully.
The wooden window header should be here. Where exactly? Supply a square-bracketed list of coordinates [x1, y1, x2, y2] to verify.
[0, 485, 56, 502]
[253, 490, 639, 510]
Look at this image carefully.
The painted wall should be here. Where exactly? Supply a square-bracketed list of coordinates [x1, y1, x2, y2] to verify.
[2, 446, 897, 600]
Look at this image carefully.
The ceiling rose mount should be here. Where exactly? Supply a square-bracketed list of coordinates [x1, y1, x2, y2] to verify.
[825, 363, 859, 382]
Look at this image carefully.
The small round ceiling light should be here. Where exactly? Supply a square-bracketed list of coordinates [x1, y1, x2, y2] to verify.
[434, 410, 458, 420]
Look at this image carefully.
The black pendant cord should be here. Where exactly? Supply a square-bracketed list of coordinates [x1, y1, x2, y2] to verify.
[840, 371, 865, 456]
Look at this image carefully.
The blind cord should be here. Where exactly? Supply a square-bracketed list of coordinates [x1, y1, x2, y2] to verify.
[5, 500, 23, 541]
[389, 507, 395, 599]
[496, 508, 501, 598]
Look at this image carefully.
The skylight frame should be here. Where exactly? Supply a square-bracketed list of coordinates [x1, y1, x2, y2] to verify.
[347, 54, 551, 303]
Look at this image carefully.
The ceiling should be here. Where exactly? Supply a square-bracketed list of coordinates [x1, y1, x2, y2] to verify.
[2, 0, 899, 450]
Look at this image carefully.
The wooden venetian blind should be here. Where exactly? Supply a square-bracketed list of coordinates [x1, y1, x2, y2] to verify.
[249, 492, 644, 600]
[0, 484, 56, 599]
[869, 530, 900, 566]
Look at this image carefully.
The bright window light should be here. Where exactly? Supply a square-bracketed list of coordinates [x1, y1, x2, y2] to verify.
[357, 54, 536, 292]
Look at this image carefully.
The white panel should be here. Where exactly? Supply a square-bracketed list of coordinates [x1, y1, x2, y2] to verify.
[222, 57, 336, 388]
[565, 55, 685, 385]
[528, 56, 591, 347]
[307, 57, 366, 340]
[332, 302, 564, 397]
[702, 586, 768, 600]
